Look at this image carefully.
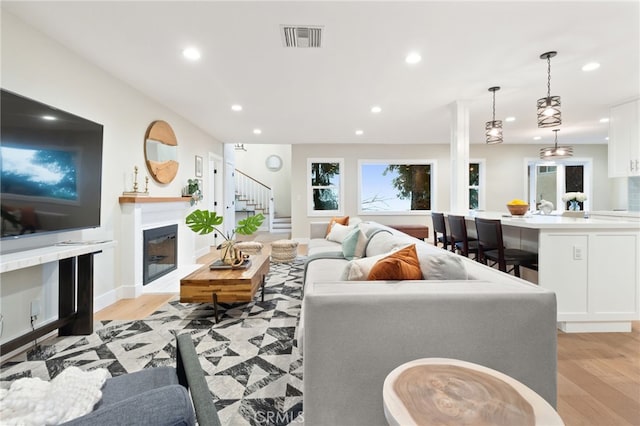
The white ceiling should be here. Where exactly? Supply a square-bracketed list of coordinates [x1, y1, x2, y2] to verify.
[3, 1, 639, 146]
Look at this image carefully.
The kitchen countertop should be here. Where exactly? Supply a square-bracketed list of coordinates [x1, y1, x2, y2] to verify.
[442, 211, 640, 230]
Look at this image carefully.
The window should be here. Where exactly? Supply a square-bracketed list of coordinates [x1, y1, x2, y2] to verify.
[358, 160, 436, 214]
[308, 158, 344, 216]
[468, 160, 485, 210]
[527, 159, 591, 211]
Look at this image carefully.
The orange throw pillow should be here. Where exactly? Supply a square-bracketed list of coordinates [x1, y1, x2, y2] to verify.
[325, 216, 349, 236]
[368, 244, 423, 280]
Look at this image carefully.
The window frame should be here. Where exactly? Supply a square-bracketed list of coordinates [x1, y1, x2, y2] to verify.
[524, 157, 593, 212]
[357, 159, 438, 215]
[307, 158, 345, 216]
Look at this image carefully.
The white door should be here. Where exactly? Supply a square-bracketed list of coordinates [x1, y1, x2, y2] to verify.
[223, 144, 236, 239]
[208, 153, 224, 247]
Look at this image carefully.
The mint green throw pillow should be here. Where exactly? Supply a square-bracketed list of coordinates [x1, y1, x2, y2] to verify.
[342, 228, 368, 260]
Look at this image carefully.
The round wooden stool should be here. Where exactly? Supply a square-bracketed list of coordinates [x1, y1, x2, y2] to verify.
[270, 240, 298, 263]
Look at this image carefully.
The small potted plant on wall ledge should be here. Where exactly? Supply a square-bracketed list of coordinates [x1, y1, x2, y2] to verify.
[182, 179, 203, 206]
[185, 209, 265, 265]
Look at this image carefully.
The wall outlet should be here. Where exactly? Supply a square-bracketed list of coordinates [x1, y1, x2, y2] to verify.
[573, 245, 584, 260]
[30, 300, 40, 317]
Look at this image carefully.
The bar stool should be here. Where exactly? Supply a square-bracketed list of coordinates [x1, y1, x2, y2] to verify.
[431, 212, 450, 250]
[447, 215, 479, 259]
[474, 217, 538, 278]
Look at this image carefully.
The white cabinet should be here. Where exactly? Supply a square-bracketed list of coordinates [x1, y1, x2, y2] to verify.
[608, 99, 640, 177]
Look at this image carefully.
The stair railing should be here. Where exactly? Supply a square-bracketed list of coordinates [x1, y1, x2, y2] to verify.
[235, 169, 274, 231]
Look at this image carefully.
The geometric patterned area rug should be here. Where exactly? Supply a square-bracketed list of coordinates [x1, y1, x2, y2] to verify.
[0, 258, 306, 425]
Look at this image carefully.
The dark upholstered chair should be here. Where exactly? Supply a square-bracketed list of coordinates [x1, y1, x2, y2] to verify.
[474, 217, 538, 278]
[431, 212, 450, 250]
[447, 214, 479, 259]
[62, 333, 220, 426]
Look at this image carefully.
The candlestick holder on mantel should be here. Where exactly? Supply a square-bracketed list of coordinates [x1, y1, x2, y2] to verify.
[122, 166, 150, 196]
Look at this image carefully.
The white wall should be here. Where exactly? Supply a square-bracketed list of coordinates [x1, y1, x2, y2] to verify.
[291, 143, 611, 238]
[0, 12, 223, 344]
[234, 144, 292, 217]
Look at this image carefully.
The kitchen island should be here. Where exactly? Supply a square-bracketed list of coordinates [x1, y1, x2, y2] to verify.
[441, 211, 640, 332]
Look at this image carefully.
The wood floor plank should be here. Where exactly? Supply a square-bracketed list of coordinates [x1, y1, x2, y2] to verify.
[93, 294, 174, 321]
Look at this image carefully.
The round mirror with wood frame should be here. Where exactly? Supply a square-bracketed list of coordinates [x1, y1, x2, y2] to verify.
[144, 120, 179, 184]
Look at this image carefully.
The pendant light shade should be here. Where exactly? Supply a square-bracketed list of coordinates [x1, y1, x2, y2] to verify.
[537, 51, 561, 128]
[485, 86, 503, 144]
[539, 129, 573, 159]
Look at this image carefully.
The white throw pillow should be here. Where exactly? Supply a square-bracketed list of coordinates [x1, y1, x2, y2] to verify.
[326, 223, 355, 243]
[420, 253, 469, 280]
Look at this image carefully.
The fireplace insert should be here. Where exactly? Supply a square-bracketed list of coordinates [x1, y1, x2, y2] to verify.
[143, 224, 177, 285]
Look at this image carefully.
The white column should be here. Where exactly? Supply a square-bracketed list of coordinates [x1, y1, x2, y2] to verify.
[450, 101, 470, 212]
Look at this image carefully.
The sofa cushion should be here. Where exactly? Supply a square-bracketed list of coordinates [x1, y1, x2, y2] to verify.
[368, 244, 423, 280]
[326, 223, 354, 243]
[307, 238, 342, 257]
[420, 253, 469, 280]
[325, 216, 349, 236]
[341, 228, 368, 260]
[365, 231, 409, 257]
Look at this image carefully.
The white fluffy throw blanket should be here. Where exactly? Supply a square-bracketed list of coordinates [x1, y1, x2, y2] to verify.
[0, 366, 109, 425]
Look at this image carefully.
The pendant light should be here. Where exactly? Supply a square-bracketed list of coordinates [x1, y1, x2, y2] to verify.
[539, 129, 573, 159]
[485, 86, 503, 144]
[537, 51, 561, 128]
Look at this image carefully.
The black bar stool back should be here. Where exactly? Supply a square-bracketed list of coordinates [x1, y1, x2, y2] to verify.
[447, 215, 479, 259]
[431, 212, 449, 250]
[474, 217, 538, 277]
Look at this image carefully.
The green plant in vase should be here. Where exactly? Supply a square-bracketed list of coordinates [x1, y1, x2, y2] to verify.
[185, 209, 265, 265]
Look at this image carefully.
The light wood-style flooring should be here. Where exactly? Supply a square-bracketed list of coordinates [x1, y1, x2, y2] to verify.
[94, 241, 640, 426]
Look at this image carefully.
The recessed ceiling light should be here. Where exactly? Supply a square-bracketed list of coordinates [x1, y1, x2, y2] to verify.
[405, 52, 422, 64]
[605, 136, 610, 141]
[505, 116, 516, 122]
[599, 117, 609, 123]
[231, 104, 243, 112]
[533, 136, 542, 141]
[182, 47, 201, 61]
[371, 106, 382, 114]
[42, 115, 57, 121]
[253, 128, 262, 135]
[582, 62, 600, 72]
[355, 130, 364, 136]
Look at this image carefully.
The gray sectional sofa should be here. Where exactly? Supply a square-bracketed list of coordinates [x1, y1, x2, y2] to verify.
[301, 220, 558, 426]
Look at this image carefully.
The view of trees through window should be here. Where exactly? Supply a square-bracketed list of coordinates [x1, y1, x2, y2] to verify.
[359, 161, 432, 213]
[469, 162, 480, 210]
[309, 161, 342, 213]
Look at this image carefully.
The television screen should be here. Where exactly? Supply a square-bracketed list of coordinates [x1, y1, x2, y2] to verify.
[1, 89, 103, 239]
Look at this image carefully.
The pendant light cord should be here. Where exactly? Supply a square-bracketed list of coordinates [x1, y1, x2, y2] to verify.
[547, 55, 552, 98]
[492, 90, 496, 121]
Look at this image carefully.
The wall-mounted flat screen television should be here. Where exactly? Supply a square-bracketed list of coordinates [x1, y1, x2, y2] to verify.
[1, 89, 104, 240]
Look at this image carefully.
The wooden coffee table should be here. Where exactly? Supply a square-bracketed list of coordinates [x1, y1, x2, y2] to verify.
[180, 254, 270, 323]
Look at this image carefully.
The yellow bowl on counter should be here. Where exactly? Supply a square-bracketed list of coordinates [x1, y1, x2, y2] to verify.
[507, 203, 529, 216]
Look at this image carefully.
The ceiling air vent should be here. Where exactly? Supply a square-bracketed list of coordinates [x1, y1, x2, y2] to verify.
[281, 25, 323, 48]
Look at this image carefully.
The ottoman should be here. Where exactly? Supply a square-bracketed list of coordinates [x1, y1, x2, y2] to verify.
[270, 240, 299, 263]
[234, 241, 264, 255]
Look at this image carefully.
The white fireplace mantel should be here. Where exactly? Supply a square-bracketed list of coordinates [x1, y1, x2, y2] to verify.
[119, 197, 197, 298]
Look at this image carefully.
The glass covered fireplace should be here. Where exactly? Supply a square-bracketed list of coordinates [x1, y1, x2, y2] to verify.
[143, 224, 177, 285]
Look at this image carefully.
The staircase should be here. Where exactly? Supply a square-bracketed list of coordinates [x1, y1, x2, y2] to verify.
[235, 169, 274, 232]
[272, 216, 292, 234]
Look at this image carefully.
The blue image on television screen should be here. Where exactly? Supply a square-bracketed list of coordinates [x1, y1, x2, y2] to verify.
[1, 146, 78, 201]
